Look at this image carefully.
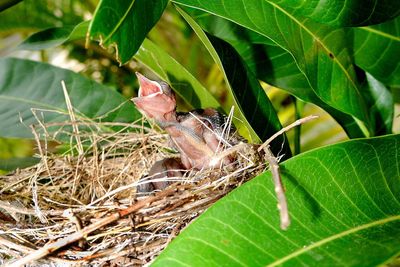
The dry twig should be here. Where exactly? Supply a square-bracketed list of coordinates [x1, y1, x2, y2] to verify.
[258, 115, 319, 230]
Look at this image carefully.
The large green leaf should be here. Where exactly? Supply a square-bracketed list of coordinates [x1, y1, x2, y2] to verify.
[353, 16, 400, 87]
[154, 134, 400, 266]
[173, 0, 373, 133]
[0, 58, 140, 139]
[183, 10, 366, 138]
[89, 0, 168, 64]
[208, 26, 394, 137]
[178, 8, 291, 158]
[273, 0, 400, 26]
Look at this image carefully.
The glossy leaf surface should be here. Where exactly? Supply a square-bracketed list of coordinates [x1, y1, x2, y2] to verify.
[184, 10, 366, 138]
[154, 134, 400, 266]
[173, 0, 373, 133]
[273, 0, 400, 26]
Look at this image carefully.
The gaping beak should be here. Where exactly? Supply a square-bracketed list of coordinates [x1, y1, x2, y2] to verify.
[136, 72, 162, 97]
[132, 72, 177, 122]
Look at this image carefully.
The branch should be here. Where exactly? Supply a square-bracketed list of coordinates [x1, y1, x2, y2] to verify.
[259, 115, 318, 230]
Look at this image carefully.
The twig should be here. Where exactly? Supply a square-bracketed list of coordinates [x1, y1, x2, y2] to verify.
[6, 186, 188, 267]
[258, 115, 318, 152]
[0, 236, 85, 264]
[258, 115, 318, 230]
[264, 147, 290, 230]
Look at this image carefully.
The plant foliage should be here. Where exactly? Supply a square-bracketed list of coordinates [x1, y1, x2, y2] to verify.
[0, 0, 399, 265]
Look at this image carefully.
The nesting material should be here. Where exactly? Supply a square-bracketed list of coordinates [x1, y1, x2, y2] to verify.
[0, 113, 265, 266]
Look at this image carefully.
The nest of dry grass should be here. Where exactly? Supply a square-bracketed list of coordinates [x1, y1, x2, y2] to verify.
[0, 108, 265, 266]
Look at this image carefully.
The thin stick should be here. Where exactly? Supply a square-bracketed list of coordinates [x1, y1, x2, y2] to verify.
[6, 186, 186, 267]
[258, 115, 318, 230]
[258, 115, 318, 152]
[264, 147, 290, 230]
[61, 80, 84, 155]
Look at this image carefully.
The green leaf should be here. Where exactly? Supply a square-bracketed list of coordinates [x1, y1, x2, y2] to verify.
[89, 0, 168, 64]
[364, 72, 394, 135]
[209, 35, 291, 156]
[154, 134, 400, 266]
[184, 10, 366, 138]
[273, 0, 400, 26]
[0, 0, 22, 12]
[173, 0, 373, 133]
[0, 58, 140, 139]
[135, 39, 221, 110]
[0, 0, 84, 33]
[353, 16, 400, 87]
[0, 157, 40, 172]
[177, 7, 291, 158]
[16, 21, 89, 51]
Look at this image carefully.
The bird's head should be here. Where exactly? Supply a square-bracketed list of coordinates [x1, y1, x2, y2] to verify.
[132, 72, 177, 122]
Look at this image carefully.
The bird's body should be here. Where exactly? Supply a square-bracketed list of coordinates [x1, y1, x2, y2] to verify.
[132, 73, 238, 192]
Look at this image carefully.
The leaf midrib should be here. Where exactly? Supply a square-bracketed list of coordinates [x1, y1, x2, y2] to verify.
[173, 0, 365, 117]
[267, 1, 360, 95]
[268, 215, 400, 267]
[358, 26, 400, 42]
[102, 0, 136, 44]
[173, 0, 360, 92]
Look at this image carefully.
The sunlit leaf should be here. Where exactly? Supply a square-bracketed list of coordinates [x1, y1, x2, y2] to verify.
[155, 134, 400, 266]
[183, 11, 366, 138]
[173, 0, 373, 134]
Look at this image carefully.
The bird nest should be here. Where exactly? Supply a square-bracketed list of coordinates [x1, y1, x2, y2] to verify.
[0, 114, 265, 266]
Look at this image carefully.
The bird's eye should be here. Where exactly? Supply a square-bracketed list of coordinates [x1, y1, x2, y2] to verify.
[160, 82, 173, 96]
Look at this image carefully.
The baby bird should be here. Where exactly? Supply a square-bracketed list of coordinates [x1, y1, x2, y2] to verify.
[132, 73, 237, 192]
